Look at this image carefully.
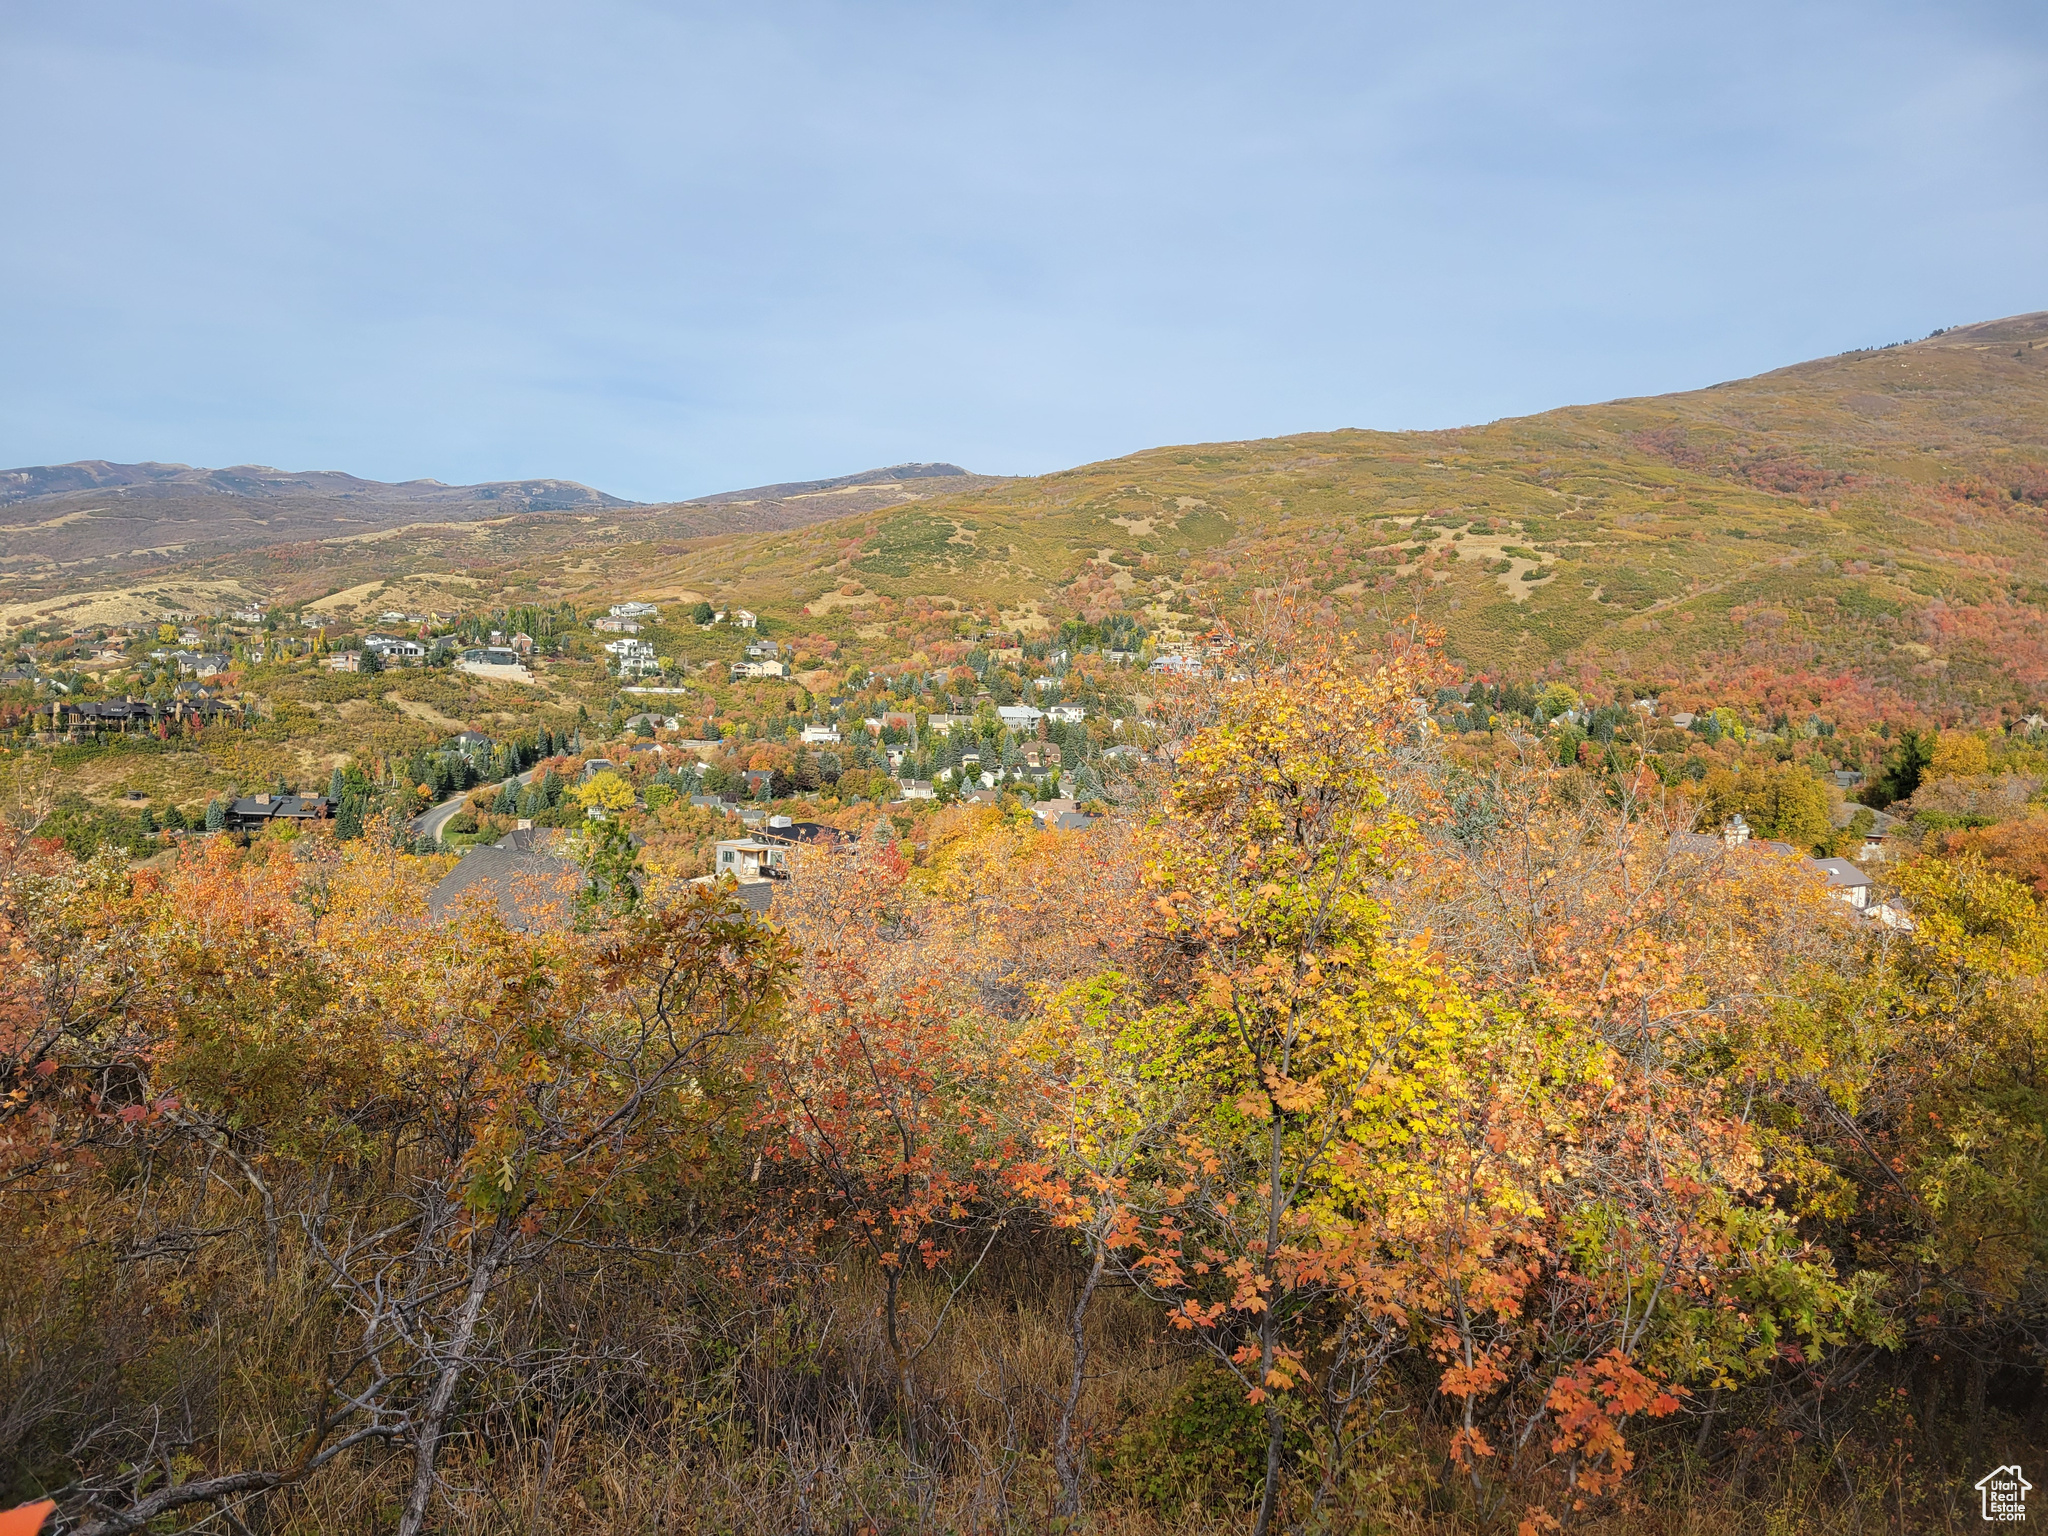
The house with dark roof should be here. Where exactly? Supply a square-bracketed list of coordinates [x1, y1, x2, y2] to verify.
[226, 793, 330, 832]
[756, 815, 842, 848]
[428, 831, 583, 930]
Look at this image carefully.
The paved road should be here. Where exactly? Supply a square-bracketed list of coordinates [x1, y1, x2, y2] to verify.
[411, 767, 537, 845]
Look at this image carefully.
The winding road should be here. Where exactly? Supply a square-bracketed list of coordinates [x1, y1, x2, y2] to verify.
[411, 768, 538, 845]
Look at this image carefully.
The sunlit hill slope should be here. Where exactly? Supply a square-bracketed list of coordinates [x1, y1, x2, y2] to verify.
[662, 310, 2046, 710]
[12, 314, 2048, 712]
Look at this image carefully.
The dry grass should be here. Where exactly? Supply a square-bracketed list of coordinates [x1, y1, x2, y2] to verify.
[4, 1193, 1981, 1536]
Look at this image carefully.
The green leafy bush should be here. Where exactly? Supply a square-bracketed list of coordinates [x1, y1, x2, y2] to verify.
[1096, 1363, 1276, 1516]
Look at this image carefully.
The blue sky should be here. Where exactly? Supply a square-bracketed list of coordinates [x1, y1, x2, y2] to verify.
[3, 1, 2044, 503]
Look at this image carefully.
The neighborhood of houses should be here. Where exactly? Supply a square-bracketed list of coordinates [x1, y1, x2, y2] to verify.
[1673, 812, 1912, 929]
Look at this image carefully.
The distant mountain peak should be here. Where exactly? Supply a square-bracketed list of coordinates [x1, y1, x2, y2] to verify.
[681, 461, 981, 506]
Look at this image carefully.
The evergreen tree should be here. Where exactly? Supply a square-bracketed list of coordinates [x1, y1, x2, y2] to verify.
[336, 790, 367, 841]
[204, 798, 226, 832]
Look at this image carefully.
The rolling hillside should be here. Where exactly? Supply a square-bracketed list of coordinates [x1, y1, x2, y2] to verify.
[8, 315, 2048, 712]
[0, 462, 1000, 631]
[658, 310, 2048, 711]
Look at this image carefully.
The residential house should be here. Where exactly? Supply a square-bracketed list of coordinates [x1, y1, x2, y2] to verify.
[604, 638, 660, 677]
[580, 758, 618, 781]
[729, 659, 787, 680]
[996, 704, 1044, 730]
[1048, 703, 1085, 724]
[924, 712, 973, 736]
[364, 635, 426, 664]
[756, 815, 842, 849]
[1671, 817, 1909, 929]
[60, 699, 155, 733]
[898, 779, 936, 800]
[593, 617, 643, 634]
[1031, 799, 1095, 831]
[712, 838, 791, 880]
[226, 792, 330, 832]
[1803, 856, 1875, 911]
[609, 602, 660, 620]
[800, 724, 841, 744]
[429, 831, 583, 930]
[688, 869, 775, 914]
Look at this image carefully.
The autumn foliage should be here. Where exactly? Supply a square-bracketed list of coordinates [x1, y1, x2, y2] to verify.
[1, 639, 2042, 1533]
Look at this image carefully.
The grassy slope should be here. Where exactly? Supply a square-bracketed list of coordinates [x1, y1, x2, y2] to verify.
[11, 314, 2047, 712]
[637, 311, 2048, 707]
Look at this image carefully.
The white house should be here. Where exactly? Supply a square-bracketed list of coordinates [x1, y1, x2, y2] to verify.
[364, 634, 426, 664]
[1048, 703, 1086, 724]
[712, 838, 789, 879]
[800, 724, 841, 744]
[997, 704, 1044, 731]
[609, 602, 660, 620]
[604, 638, 660, 678]
[1803, 856, 1874, 911]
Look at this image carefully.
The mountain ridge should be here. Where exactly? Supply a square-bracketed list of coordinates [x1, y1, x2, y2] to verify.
[0, 459, 635, 511]
[7, 314, 2048, 718]
[0, 458, 997, 589]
